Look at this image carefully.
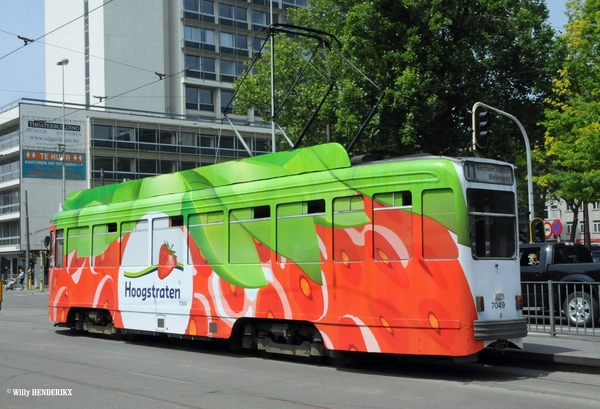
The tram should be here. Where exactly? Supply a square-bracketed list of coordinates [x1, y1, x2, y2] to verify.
[48, 142, 527, 359]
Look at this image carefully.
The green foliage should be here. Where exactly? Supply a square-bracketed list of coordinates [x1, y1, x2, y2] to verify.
[234, 0, 555, 166]
[539, 0, 600, 206]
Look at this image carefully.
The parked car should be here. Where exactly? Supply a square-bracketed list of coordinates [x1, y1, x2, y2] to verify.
[520, 242, 600, 327]
[591, 245, 600, 263]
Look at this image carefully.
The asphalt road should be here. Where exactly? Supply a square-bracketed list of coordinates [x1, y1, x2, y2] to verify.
[1, 290, 600, 409]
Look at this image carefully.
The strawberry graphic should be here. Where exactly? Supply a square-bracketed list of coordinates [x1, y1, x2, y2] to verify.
[157, 241, 177, 279]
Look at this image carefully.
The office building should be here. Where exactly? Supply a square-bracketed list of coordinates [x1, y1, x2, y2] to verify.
[0, 0, 305, 281]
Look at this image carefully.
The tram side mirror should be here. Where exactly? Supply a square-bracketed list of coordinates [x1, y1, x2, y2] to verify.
[44, 236, 50, 248]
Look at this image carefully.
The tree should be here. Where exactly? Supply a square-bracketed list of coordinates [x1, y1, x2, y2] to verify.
[234, 0, 555, 166]
[538, 0, 600, 247]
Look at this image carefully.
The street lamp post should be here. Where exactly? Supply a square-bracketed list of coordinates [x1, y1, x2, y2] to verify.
[57, 59, 69, 207]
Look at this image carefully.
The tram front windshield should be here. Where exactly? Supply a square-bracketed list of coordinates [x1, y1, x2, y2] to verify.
[468, 189, 516, 259]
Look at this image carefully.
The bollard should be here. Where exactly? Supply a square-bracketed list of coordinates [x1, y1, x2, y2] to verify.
[40, 251, 46, 292]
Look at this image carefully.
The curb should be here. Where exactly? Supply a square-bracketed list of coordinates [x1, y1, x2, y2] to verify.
[504, 349, 600, 368]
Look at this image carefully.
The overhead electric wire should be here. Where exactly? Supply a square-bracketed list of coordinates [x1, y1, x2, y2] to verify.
[15, 61, 203, 136]
[0, 0, 114, 62]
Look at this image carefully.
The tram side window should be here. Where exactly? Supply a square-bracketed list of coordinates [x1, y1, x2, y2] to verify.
[152, 216, 184, 266]
[55, 229, 64, 268]
[276, 199, 325, 263]
[333, 195, 366, 262]
[373, 191, 413, 260]
[49, 231, 54, 268]
[92, 223, 118, 267]
[229, 205, 270, 264]
[422, 189, 459, 259]
[121, 220, 149, 266]
[67, 226, 90, 267]
[188, 211, 224, 265]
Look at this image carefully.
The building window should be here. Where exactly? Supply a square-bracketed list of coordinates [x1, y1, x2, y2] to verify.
[221, 90, 235, 114]
[181, 161, 198, 171]
[185, 86, 214, 111]
[219, 32, 248, 51]
[0, 159, 20, 182]
[283, 0, 308, 6]
[184, 25, 215, 45]
[252, 10, 267, 26]
[180, 132, 198, 147]
[159, 130, 177, 145]
[0, 220, 19, 246]
[160, 161, 175, 174]
[139, 159, 157, 175]
[220, 135, 235, 150]
[200, 135, 216, 148]
[220, 59, 245, 82]
[93, 156, 114, 172]
[139, 128, 157, 151]
[567, 222, 573, 235]
[255, 139, 269, 152]
[184, 0, 213, 14]
[548, 204, 560, 219]
[252, 38, 266, 53]
[594, 221, 600, 233]
[566, 203, 584, 212]
[219, 3, 247, 22]
[0, 190, 19, 215]
[116, 157, 134, 172]
[185, 55, 216, 80]
[92, 124, 113, 140]
[593, 202, 600, 210]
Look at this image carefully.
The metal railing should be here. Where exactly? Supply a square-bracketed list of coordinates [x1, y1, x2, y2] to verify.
[522, 280, 600, 336]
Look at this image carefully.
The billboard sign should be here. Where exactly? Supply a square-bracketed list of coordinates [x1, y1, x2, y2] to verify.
[21, 150, 86, 180]
[21, 117, 85, 150]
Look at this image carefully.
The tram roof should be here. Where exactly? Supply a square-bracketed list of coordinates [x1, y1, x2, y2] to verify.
[64, 143, 351, 210]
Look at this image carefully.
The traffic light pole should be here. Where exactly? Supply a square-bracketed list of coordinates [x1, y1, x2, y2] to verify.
[472, 102, 534, 219]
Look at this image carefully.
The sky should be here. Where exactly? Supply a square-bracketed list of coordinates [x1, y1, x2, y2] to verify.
[0, 0, 570, 111]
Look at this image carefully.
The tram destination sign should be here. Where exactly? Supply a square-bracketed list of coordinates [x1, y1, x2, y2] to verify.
[463, 161, 514, 185]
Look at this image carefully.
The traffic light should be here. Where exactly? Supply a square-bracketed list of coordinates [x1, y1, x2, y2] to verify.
[474, 106, 492, 148]
[29, 254, 37, 267]
[529, 218, 546, 243]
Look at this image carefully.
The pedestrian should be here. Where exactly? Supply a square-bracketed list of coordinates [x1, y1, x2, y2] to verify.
[17, 266, 25, 290]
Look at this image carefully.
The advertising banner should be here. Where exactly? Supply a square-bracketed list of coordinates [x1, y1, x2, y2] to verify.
[21, 117, 85, 151]
[21, 150, 86, 180]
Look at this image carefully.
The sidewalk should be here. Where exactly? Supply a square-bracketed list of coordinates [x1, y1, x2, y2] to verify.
[483, 333, 600, 368]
